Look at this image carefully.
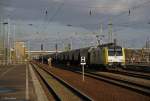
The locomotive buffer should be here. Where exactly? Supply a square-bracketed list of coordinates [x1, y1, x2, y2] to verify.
[80, 56, 86, 81]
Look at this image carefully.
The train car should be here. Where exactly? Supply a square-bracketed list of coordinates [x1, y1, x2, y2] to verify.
[80, 47, 90, 64]
[72, 49, 80, 64]
[68, 50, 74, 61]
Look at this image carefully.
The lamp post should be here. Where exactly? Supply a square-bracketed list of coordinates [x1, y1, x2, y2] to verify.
[2, 22, 9, 65]
[0, 22, 3, 64]
[0, 21, 4, 64]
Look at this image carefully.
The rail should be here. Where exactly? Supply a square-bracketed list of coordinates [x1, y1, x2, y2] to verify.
[31, 63, 93, 101]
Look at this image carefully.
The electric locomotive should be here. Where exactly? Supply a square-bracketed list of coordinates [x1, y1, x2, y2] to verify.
[88, 44, 125, 67]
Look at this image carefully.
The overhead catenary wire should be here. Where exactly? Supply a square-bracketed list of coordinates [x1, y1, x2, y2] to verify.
[43, 2, 65, 31]
[89, 1, 150, 33]
[39, 0, 150, 37]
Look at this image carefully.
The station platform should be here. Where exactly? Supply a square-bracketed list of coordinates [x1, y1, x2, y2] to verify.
[0, 64, 48, 101]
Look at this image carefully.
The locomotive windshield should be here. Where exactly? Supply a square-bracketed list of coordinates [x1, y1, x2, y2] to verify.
[108, 47, 122, 56]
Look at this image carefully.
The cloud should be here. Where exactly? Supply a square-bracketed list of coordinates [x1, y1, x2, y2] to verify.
[52, 0, 63, 3]
[1, 0, 150, 49]
[3, 6, 15, 12]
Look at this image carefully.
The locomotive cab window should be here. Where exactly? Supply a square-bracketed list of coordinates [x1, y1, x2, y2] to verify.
[108, 48, 123, 56]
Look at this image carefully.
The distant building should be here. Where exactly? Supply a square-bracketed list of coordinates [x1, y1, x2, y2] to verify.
[125, 48, 150, 64]
[13, 41, 27, 63]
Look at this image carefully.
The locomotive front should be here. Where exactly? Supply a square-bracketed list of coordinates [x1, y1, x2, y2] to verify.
[107, 46, 125, 67]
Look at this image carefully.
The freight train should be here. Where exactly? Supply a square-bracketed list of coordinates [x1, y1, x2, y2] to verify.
[37, 43, 126, 69]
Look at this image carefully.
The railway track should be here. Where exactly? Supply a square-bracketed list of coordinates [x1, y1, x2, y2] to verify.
[31, 63, 93, 101]
[50, 64, 150, 96]
[107, 69, 150, 80]
[83, 71, 150, 96]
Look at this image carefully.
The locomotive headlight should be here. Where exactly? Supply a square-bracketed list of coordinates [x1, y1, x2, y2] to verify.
[108, 63, 112, 66]
[119, 59, 123, 61]
[121, 63, 125, 66]
[108, 59, 113, 62]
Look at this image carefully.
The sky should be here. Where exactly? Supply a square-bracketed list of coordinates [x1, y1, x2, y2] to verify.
[0, 0, 150, 50]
